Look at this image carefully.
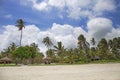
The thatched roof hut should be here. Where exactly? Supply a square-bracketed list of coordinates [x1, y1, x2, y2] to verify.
[43, 57, 52, 64]
[0, 57, 12, 63]
[43, 57, 52, 60]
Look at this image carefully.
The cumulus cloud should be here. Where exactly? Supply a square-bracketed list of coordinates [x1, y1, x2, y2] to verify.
[0, 25, 19, 51]
[33, 1, 49, 11]
[48, 0, 65, 8]
[106, 27, 120, 40]
[87, 17, 120, 43]
[24, 0, 116, 19]
[93, 0, 116, 13]
[0, 19, 120, 56]
[87, 17, 113, 41]
[49, 23, 87, 48]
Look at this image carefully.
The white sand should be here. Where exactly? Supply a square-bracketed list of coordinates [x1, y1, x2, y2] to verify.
[0, 63, 120, 80]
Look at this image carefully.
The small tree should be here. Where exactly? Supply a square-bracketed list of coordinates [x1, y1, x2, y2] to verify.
[12, 46, 37, 64]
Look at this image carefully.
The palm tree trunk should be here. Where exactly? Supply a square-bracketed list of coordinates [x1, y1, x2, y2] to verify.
[20, 30, 22, 46]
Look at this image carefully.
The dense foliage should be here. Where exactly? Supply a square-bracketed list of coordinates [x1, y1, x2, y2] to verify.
[0, 34, 120, 64]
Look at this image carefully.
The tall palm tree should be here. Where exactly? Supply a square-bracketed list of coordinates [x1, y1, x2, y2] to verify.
[97, 38, 108, 59]
[90, 38, 96, 60]
[108, 40, 113, 51]
[42, 36, 53, 49]
[112, 37, 120, 58]
[53, 41, 65, 63]
[78, 34, 90, 62]
[16, 19, 25, 46]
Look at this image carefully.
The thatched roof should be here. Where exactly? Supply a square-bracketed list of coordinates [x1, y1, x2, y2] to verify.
[43, 57, 52, 60]
[0, 57, 12, 61]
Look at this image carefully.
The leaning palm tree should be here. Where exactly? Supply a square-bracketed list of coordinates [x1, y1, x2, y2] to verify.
[16, 19, 25, 46]
[42, 36, 53, 49]
[78, 34, 90, 51]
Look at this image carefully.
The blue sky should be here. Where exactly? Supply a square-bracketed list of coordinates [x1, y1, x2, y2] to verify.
[0, 0, 84, 30]
[0, 0, 120, 53]
[1, 0, 120, 30]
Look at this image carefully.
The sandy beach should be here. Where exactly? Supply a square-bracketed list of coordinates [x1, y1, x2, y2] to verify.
[0, 63, 120, 80]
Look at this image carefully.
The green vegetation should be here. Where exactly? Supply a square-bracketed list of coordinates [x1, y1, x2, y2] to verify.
[0, 20, 120, 65]
[0, 64, 16, 67]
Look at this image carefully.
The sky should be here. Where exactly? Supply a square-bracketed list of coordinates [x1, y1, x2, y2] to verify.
[0, 0, 120, 55]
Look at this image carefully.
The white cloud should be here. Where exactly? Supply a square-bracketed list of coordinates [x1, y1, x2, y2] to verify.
[106, 27, 120, 40]
[0, 25, 19, 51]
[49, 23, 87, 48]
[87, 17, 120, 43]
[25, 0, 116, 19]
[48, 0, 65, 8]
[93, 0, 116, 13]
[65, 0, 92, 19]
[87, 17, 113, 41]
[50, 23, 74, 36]
[33, 1, 48, 11]
[22, 25, 40, 45]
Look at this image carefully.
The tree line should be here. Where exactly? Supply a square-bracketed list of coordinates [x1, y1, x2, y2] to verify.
[0, 19, 120, 64]
[44, 35, 120, 64]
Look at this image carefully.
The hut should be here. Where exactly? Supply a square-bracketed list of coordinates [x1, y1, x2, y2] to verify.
[43, 57, 52, 64]
[0, 57, 12, 64]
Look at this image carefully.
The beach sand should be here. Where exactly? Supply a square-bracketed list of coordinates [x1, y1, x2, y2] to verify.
[0, 63, 120, 80]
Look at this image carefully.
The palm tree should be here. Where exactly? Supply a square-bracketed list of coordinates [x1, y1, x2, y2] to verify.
[90, 38, 96, 60]
[97, 38, 108, 59]
[65, 49, 77, 64]
[16, 19, 25, 46]
[10, 42, 16, 51]
[78, 34, 86, 49]
[54, 42, 64, 54]
[78, 34, 90, 53]
[91, 38, 96, 46]
[98, 38, 108, 50]
[108, 40, 113, 51]
[53, 41, 65, 63]
[30, 43, 39, 64]
[30, 43, 38, 51]
[42, 36, 53, 49]
[77, 34, 90, 62]
[112, 37, 120, 58]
